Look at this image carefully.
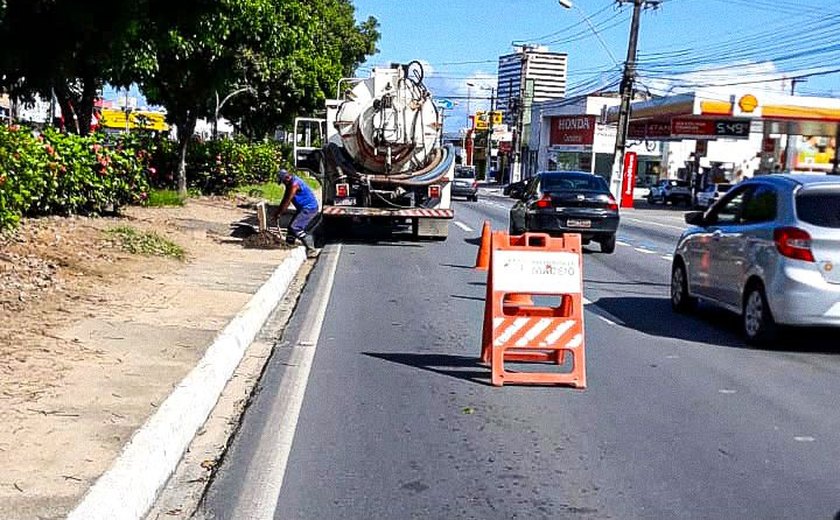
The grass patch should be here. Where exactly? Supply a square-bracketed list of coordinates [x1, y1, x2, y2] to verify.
[106, 226, 185, 260]
[146, 189, 185, 207]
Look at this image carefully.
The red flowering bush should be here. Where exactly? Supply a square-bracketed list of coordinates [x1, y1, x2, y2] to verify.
[0, 126, 150, 230]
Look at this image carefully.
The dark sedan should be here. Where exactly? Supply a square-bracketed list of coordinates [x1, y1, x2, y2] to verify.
[508, 171, 620, 253]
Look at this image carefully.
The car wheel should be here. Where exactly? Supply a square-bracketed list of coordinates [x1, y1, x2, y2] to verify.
[671, 260, 697, 313]
[471, 194, 479, 202]
[743, 283, 777, 345]
[599, 234, 616, 254]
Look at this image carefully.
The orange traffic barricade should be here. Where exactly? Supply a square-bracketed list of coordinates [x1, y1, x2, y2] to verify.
[480, 231, 586, 388]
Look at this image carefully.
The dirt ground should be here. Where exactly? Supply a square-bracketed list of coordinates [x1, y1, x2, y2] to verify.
[0, 198, 291, 519]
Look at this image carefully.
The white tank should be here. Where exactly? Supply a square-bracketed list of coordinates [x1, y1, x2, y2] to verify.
[334, 63, 441, 175]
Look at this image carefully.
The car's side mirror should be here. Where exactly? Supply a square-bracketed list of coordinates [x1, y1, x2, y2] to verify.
[685, 211, 706, 226]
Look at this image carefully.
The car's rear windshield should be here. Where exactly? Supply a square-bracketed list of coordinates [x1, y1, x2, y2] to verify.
[542, 173, 608, 192]
[796, 190, 840, 228]
[454, 168, 475, 179]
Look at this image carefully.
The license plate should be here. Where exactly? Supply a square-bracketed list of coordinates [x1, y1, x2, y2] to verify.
[567, 219, 592, 228]
[334, 198, 355, 206]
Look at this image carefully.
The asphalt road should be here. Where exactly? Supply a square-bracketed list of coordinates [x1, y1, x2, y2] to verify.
[199, 191, 840, 520]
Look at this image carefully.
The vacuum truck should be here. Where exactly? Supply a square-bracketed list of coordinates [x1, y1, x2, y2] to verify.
[294, 61, 454, 240]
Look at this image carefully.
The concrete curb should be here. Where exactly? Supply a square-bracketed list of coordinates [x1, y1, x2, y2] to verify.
[67, 247, 308, 520]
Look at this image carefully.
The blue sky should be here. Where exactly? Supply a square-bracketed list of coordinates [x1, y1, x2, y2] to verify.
[353, 0, 840, 131]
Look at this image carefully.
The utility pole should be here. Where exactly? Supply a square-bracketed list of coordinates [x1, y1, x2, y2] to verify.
[486, 87, 496, 181]
[609, 0, 660, 199]
[784, 77, 807, 171]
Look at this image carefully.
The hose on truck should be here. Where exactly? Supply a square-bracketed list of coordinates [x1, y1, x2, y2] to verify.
[323, 142, 455, 187]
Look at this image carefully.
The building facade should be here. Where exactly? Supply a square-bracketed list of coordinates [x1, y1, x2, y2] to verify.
[496, 46, 568, 183]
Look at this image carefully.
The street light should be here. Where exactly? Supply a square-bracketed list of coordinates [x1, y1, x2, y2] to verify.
[214, 86, 256, 140]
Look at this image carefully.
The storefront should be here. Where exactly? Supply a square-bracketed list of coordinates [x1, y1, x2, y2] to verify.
[527, 95, 661, 184]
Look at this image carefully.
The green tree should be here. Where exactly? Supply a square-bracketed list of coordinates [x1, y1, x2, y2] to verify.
[226, 0, 380, 139]
[0, 0, 145, 134]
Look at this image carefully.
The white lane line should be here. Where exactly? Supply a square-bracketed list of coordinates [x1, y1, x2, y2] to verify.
[234, 244, 342, 519]
[453, 221, 473, 233]
[718, 389, 737, 394]
[616, 240, 631, 247]
[597, 315, 618, 326]
[661, 255, 674, 261]
[794, 436, 816, 442]
[634, 247, 657, 254]
[623, 216, 685, 231]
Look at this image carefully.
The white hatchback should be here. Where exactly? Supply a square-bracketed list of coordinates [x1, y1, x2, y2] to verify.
[671, 174, 840, 344]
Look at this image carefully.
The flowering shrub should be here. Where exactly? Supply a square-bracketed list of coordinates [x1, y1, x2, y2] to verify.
[186, 138, 292, 194]
[0, 126, 150, 230]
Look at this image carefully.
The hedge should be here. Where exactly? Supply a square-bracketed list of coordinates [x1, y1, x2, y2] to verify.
[0, 126, 299, 231]
[0, 126, 150, 230]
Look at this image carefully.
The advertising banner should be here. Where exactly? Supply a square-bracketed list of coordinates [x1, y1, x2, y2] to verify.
[671, 118, 751, 139]
[793, 135, 837, 172]
[621, 151, 638, 209]
[549, 115, 596, 146]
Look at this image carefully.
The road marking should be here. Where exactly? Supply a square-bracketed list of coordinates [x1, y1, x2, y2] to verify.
[233, 244, 342, 519]
[718, 389, 737, 394]
[616, 240, 631, 247]
[623, 216, 685, 231]
[661, 255, 674, 261]
[453, 221, 473, 232]
[597, 315, 618, 326]
[794, 436, 816, 442]
[634, 247, 656, 254]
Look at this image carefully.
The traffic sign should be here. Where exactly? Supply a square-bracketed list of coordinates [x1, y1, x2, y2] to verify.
[434, 98, 454, 110]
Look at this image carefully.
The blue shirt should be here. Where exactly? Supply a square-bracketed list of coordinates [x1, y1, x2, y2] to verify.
[289, 176, 319, 211]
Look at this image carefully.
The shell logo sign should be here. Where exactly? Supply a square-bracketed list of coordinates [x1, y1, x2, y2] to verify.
[735, 94, 760, 117]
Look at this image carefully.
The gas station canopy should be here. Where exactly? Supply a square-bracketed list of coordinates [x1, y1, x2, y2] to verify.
[605, 91, 840, 140]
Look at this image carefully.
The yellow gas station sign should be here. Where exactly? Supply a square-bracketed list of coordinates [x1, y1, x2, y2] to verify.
[474, 110, 503, 130]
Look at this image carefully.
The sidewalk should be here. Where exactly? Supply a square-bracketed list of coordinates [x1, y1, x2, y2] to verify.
[0, 199, 305, 520]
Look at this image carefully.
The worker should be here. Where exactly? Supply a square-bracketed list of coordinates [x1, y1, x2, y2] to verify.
[277, 169, 321, 258]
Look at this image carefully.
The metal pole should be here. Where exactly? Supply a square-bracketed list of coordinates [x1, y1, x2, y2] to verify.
[466, 85, 471, 127]
[487, 88, 495, 181]
[785, 77, 806, 171]
[609, 0, 648, 198]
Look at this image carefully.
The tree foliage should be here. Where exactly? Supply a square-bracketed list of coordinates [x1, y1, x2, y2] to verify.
[0, 0, 146, 135]
[0, 0, 379, 192]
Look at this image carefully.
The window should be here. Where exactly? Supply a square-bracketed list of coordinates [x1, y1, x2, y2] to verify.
[541, 173, 609, 192]
[708, 186, 753, 225]
[741, 185, 777, 223]
[796, 190, 840, 228]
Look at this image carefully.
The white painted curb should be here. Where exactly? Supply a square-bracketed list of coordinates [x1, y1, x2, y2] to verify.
[67, 247, 308, 520]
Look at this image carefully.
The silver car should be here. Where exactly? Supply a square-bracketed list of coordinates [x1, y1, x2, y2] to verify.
[671, 174, 840, 344]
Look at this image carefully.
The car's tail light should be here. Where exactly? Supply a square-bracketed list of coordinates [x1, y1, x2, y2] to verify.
[607, 195, 619, 211]
[428, 185, 442, 199]
[774, 227, 815, 262]
[471, 181, 478, 189]
[336, 183, 350, 198]
[535, 193, 553, 208]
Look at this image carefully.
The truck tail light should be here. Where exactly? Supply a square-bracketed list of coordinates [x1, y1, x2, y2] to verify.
[774, 227, 815, 262]
[535, 193, 553, 209]
[428, 185, 441, 199]
[336, 183, 350, 198]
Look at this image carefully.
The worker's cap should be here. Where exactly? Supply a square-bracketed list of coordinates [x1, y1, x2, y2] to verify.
[278, 169, 293, 181]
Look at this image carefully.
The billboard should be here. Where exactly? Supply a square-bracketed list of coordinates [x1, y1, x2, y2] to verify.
[792, 135, 837, 172]
[671, 118, 751, 140]
[474, 110, 503, 131]
[549, 115, 596, 146]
